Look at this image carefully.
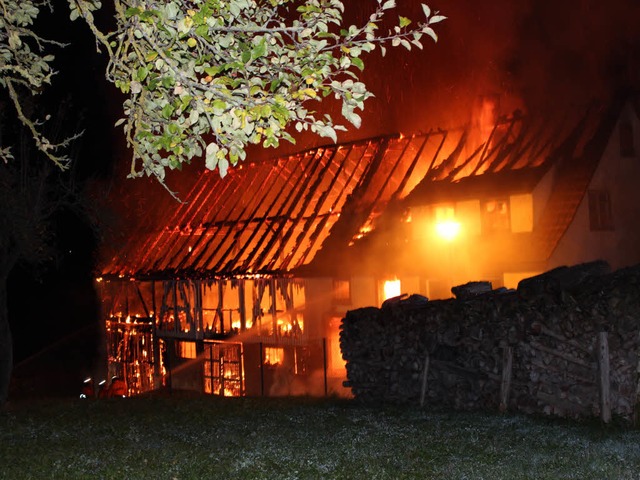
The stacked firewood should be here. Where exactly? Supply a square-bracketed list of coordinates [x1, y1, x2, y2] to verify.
[340, 261, 640, 422]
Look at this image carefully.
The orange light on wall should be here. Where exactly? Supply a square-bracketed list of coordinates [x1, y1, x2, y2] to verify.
[435, 220, 461, 241]
[383, 279, 401, 300]
[433, 205, 461, 242]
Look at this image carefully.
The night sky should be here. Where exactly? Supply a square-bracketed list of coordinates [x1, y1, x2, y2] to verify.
[7, 2, 112, 391]
[7, 0, 640, 395]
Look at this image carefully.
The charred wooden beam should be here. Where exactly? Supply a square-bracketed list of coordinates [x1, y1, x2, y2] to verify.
[263, 147, 339, 271]
[277, 145, 352, 271]
[235, 149, 325, 273]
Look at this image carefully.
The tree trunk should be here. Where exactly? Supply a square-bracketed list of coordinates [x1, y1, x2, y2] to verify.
[0, 274, 12, 407]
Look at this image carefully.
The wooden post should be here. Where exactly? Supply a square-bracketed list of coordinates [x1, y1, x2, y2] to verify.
[238, 280, 246, 331]
[259, 342, 265, 397]
[500, 346, 513, 412]
[151, 280, 162, 390]
[634, 347, 640, 428]
[323, 338, 328, 397]
[270, 278, 278, 338]
[217, 281, 224, 334]
[597, 331, 611, 424]
[419, 352, 430, 407]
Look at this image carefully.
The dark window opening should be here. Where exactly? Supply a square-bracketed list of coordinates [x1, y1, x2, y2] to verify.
[588, 190, 614, 231]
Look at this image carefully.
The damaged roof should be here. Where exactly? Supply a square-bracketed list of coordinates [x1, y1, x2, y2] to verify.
[100, 98, 622, 279]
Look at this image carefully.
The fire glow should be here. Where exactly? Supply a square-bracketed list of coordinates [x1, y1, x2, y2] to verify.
[383, 279, 401, 300]
[435, 220, 461, 242]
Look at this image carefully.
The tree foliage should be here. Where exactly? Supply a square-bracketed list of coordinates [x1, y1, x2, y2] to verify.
[2, 0, 445, 185]
[0, 0, 82, 167]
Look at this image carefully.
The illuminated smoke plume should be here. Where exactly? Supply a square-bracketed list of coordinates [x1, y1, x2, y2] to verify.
[349, 0, 640, 141]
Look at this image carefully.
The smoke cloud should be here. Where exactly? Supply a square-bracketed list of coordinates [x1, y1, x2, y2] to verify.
[346, 0, 640, 140]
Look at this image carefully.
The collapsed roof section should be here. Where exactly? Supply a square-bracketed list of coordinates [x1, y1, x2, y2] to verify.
[101, 101, 612, 280]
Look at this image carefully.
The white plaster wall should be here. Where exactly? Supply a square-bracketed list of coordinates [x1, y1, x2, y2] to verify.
[350, 276, 378, 308]
[550, 102, 640, 270]
[302, 278, 334, 339]
[532, 165, 556, 228]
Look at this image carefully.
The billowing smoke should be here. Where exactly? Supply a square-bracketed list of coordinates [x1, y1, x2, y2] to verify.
[344, 0, 640, 140]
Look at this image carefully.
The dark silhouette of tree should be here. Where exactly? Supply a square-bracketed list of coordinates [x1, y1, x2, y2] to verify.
[0, 100, 88, 407]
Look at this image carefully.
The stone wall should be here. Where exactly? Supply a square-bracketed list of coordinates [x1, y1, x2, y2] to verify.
[340, 261, 640, 422]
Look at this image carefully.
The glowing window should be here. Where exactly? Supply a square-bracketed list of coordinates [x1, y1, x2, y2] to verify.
[264, 347, 284, 366]
[434, 205, 455, 223]
[177, 341, 197, 359]
[435, 220, 461, 241]
[434, 205, 461, 241]
[333, 279, 351, 304]
[383, 279, 401, 301]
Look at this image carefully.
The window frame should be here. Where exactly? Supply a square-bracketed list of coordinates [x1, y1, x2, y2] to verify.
[587, 189, 614, 231]
[480, 198, 511, 234]
[332, 278, 351, 305]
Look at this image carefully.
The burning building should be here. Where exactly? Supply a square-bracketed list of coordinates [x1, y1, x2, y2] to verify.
[97, 93, 640, 397]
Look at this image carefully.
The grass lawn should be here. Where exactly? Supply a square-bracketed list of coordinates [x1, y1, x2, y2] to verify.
[1, 395, 639, 479]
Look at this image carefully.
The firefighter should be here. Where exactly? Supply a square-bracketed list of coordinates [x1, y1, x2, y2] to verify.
[79, 377, 94, 399]
[109, 377, 127, 397]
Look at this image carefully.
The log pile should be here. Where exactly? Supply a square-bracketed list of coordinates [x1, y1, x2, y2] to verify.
[340, 261, 640, 422]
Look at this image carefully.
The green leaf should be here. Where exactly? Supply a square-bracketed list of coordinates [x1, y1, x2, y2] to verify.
[165, 2, 180, 20]
[351, 57, 364, 71]
[382, 0, 396, 10]
[204, 66, 222, 76]
[251, 40, 267, 60]
[218, 157, 230, 177]
[399, 16, 411, 28]
[195, 25, 210, 39]
[205, 142, 219, 170]
[422, 26, 438, 42]
[161, 104, 175, 119]
[212, 99, 227, 110]
[136, 67, 149, 82]
[315, 124, 337, 143]
[139, 10, 159, 22]
[74, 0, 443, 185]
[125, 7, 142, 18]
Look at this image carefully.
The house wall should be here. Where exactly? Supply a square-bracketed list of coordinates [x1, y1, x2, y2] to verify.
[351, 276, 378, 308]
[303, 278, 333, 340]
[510, 194, 533, 233]
[400, 102, 640, 289]
[531, 166, 556, 228]
[407, 203, 486, 296]
[407, 197, 540, 296]
[550, 103, 640, 270]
